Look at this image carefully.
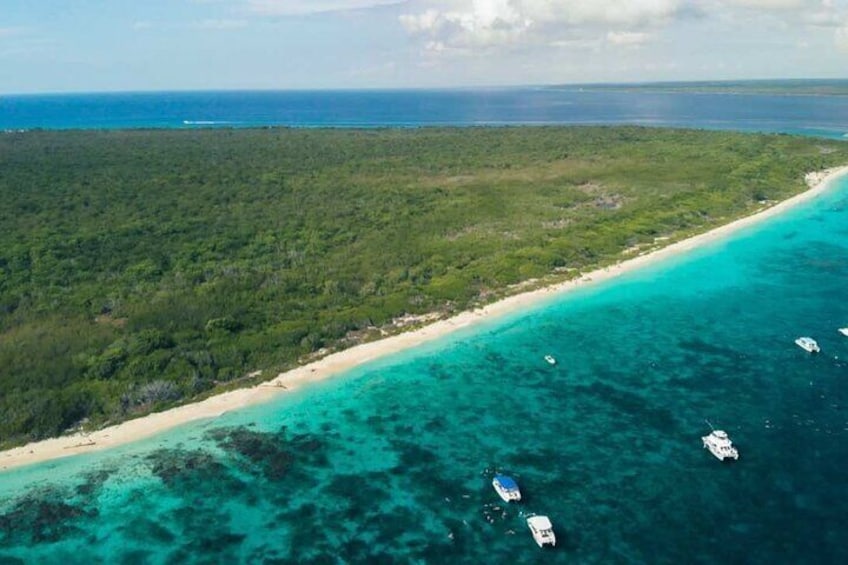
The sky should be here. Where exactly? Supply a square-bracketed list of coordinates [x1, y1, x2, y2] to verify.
[0, 0, 846, 94]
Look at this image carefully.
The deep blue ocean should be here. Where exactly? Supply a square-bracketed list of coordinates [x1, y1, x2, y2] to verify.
[2, 87, 848, 563]
[2, 87, 848, 139]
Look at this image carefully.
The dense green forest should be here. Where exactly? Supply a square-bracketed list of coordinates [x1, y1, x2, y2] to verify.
[1, 126, 846, 448]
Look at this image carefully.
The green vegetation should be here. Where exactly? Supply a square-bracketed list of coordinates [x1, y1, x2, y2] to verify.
[1, 126, 846, 447]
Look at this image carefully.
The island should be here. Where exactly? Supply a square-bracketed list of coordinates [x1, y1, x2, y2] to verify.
[1, 126, 847, 463]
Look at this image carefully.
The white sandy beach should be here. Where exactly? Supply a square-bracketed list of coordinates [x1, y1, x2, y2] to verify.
[3, 165, 847, 472]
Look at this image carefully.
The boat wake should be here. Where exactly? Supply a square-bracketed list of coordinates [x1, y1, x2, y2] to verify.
[182, 120, 236, 126]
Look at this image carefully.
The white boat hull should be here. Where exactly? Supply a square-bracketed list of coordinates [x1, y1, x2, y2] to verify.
[795, 337, 820, 353]
[492, 478, 521, 502]
[493, 486, 521, 502]
[702, 431, 739, 461]
[703, 440, 738, 460]
[527, 516, 556, 548]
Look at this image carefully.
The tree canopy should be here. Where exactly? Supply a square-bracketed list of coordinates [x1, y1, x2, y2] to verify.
[1, 126, 846, 447]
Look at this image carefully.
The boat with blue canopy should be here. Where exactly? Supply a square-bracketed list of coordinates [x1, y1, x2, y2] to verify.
[492, 474, 521, 502]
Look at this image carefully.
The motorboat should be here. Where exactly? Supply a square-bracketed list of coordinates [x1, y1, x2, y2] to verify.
[702, 429, 739, 461]
[527, 515, 556, 548]
[795, 337, 820, 353]
[839, 328, 848, 337]
[492, 474, 521, 502]
[544, 355, 556, 365]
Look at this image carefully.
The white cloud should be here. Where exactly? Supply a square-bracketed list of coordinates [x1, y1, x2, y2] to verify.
[549, 37, 603, 50]
[837, 20, 848, 49]
[518, 0, 682, 27]
[606, 30, 653, 46]
[719, 0, 806, 7]
[193, 19, 248, 29]
[805, 10, 842, 25]
[717, 0, 846, 24]
[0, 27, 26, 38]
[400, 1, 533, 49]
[400, 0, 681, 51]
[399, 9, 442, 33]
[802, 0, 846, 26]
[400, 0, 848, 57]
[405, 0, 684, 28]
[713, 0, 848, 35]
[248, 0, 405, 16]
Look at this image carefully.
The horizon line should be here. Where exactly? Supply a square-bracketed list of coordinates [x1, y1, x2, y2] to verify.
[3, 77, 848, 98]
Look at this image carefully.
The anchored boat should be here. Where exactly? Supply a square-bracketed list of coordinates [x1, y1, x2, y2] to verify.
[702, 427, 739, 461]
[527, 515, 556, 548]
[492, 474, 521, 502]
[795, 336, 820, 353]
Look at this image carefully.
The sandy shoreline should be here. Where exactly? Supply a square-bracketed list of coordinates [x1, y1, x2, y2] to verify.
[3, 165, 848, 472]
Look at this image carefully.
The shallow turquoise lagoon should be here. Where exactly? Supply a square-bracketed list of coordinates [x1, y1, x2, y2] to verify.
[2, 177, 848, 564]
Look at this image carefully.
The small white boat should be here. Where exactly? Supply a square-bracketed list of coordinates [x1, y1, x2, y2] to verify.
[795, 337, 821, 353]
[702, 429, 739, 461]
[544, 355, 556, 365]
[492, 474, 521, 502]
[527, 515, 556, 548]
[839, 328, 848, 337]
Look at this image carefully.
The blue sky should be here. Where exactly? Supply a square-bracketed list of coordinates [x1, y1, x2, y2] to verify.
[1, 0, 846, 94]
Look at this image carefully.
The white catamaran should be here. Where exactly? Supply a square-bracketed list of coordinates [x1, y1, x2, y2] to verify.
[795, 337, 821, 353]
[526, 515, 556, 548]
[702, 421, 739, 461]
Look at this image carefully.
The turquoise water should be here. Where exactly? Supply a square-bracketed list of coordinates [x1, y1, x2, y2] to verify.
[2, 173, 848, 562]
